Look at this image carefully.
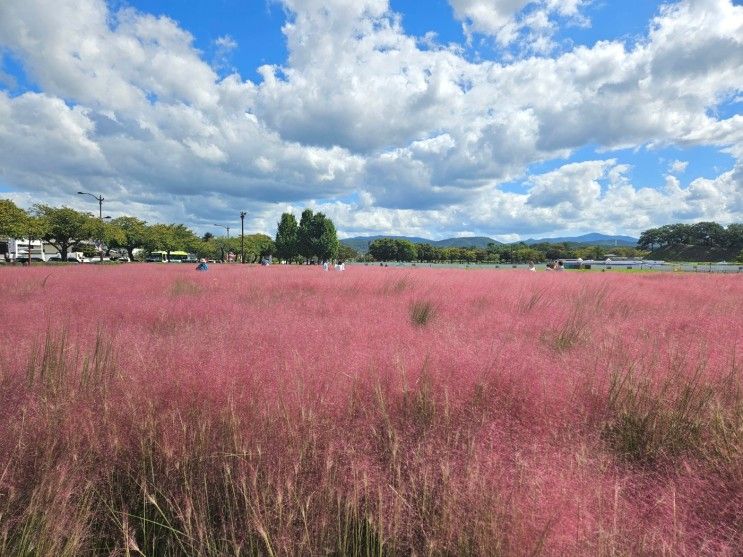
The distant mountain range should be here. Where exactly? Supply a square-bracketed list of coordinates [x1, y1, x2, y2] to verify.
[340, 235, 498, 253]
[523, 233, 639, 246]
[340, 233, 638, 253]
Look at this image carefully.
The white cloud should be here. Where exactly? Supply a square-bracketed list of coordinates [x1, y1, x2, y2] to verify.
[0, 0, 740, 238]
[447, 0, 589, 51]
[0, 91, 108, 184]
[215, 35, 237, 50]
[527, 160, 610, 210]
[213, 34, 238, 73]
[308, 158, 742, 239]
[669, 159, 689, 174]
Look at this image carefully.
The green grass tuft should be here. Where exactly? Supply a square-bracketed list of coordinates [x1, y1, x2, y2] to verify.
[409, 300, 436, 326]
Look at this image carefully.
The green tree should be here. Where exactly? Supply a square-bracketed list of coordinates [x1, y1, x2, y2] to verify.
[575, 245, 606, 260]
[0, 199, 30, 239]
[396, 239, 417, 262]
[612, 246, 648, 258]
[297, 209, 315, 261]
[726, 223, 743, 248]
[416, 243, 436, 262]
[108, 216, 148, 260]
[367, 238, 417, 262]
[1, 202, 45, 264]
[275, 212, 299, 262]
[460, 248, 476, 263]
[337, 243, 359, 262]
[368, 238, 398, 261]
[34, 205, 95, 261]
[312, 213, 339, 262]
[145, 223, 199, 259]
[637, 227, 661, 250]
[146, 224, 178, 257]
[690, 221, 726, 247]
[443, 247, 458, 263]
[513, 247, 545, 263]
[171, 224, 200, 253]
[191, 238, 220, 261]
[659, 223, 693, 246]
[244, 234, 276, 263]
[295, 209, 338, 262]
[102, 222, 127, 257]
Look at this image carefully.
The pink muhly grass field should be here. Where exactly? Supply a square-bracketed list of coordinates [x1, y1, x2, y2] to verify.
[0, 264, 742, 555]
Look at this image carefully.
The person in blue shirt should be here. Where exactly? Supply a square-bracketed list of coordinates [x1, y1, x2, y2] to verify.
[196, 258, 208, 271]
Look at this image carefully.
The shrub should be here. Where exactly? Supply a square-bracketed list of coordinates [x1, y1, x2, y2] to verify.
[409, 299, 436, 326]
[602, 362, 715, 464]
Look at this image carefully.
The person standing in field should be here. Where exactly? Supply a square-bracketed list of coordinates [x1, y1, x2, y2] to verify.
[545, 262, 554, 271]
[323, 260, 329, 271]
[528, 261, 536, 272]
[555, 260, 565, 271]
[196, 258, 208, 271]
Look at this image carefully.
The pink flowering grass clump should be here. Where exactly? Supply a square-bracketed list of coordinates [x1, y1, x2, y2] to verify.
[0, 263, 742, 555]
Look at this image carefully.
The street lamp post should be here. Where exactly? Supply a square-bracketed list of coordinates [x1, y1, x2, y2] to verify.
[240, 211, 246, 264]
[213, 224, 230, 239]
[77, 191, 105, 262]
[213, 224, 230, 262]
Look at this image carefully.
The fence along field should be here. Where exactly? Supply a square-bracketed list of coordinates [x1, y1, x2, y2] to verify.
[0, 264, 742, 555]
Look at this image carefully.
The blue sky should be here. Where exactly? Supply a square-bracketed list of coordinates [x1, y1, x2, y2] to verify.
[0, 0, 741, 240]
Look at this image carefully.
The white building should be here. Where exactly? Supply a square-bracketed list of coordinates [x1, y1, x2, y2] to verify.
[1, 238, 53, 262]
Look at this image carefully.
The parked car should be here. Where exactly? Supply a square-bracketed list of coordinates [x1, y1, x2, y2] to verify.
[46, 253, 85, 263]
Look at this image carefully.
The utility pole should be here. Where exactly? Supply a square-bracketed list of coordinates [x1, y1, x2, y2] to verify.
[240, 211, 246, 264]
[213, 224, 231, 262]
[78, 191, 105, 262]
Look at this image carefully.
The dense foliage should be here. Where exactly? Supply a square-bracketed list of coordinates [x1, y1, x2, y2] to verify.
[0, 199, 32, 238]
[366, 237, 646, 263]
[274, 212, 298, 261]
[2, 198, 740, 263]
[0, 198, 279, 262]
[638, 222, 743, 250]
[277, 209, 339, 262]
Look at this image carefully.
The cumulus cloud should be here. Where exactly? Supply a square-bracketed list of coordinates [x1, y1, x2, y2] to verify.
[306, 158, 742, 240]
[0, 0, 741, 238]
[669, 159, 689, 174]
[447, 0, 589, 51]
[213, 34, 238, 73]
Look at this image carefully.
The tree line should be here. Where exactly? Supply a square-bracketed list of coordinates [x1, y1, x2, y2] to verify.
[0, 199, 347, 264]
[366, 221, 743, 263]
[637, 222, 743, 251]
[0, 199, 277, 262]
[4, 197, 740, 265]
[365, 238, 645, 264]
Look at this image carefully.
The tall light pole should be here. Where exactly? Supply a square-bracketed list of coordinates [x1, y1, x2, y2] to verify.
[213, 224, 230, 262]
[78, 191, 105, 262]
[240, 211, 246, 264]
[213, 224, 230, 239]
